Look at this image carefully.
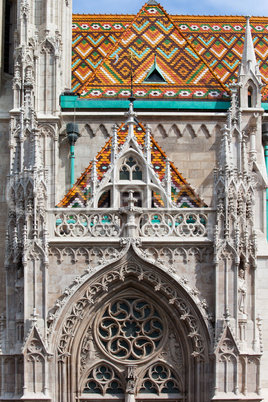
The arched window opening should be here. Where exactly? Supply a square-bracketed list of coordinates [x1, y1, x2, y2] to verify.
[119, 166, 130, 180]
[132, 166, 142, 180]
[248, 86, 253, 108]
[119, 156, 143, 181]
[138, 363, 181, 395]
[83, 364, 124, 395]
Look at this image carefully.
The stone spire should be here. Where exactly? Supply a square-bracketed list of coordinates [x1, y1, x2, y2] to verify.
[238, 16, 262, 85]
[239, 17, 258, 76]
[125, 97, 137, 139]
[237, 16, 262, 108]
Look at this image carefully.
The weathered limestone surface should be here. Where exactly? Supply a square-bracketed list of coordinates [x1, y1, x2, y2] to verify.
[0, 2, 267, 402]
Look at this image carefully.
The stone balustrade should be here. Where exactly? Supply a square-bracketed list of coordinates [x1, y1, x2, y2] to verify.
[48, 208, 215, 241]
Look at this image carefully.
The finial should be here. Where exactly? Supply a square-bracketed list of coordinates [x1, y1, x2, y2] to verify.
[240, 15, 257, 75]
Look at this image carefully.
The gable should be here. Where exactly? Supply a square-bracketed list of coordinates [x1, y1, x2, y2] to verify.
[72, 6, 268, 100]
[72, 2, 229, 100]
[57, 121, 206, 208]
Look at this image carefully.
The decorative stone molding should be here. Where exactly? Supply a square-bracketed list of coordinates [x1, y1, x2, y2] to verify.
[51, 256, 211, 363]
[49, 246, 122, 265]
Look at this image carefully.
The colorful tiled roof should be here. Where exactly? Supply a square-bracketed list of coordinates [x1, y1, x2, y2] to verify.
[57, 122, 206, 208]
[72, 3, 268, 100]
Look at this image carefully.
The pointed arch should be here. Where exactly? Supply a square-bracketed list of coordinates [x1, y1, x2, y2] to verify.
[97, 124, 109, 139]
[41, 38, 55, 54]
[183, 124, 196, 139]
[49, 252, 213, 401]
[137, 361, 184, 396]
[198, 124, 211, 139]
[157, 124, 168, 138]
[50, 251, 212, 359]
[82, 124, 95, 138]
[170, 124, 182, 138]
[39, 123, 56, 138]
[80, 362, 125, 396]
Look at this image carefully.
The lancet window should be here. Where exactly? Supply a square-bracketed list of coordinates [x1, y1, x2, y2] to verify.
[119, 156, 143, 181]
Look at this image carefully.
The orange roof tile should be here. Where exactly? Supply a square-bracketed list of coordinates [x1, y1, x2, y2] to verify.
[57, 121, 206, 208]
[72, 4, 268, 100]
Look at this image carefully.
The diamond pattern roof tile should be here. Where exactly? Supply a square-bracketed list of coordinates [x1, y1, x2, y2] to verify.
[57, 122, 206, 208]
[72, 5, 268, 99]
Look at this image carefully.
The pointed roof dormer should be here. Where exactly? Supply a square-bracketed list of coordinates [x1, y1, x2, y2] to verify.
[57, 101, 206, 209]
[144, 55, 167, 84]
[77, 1, 229, 100]
[238, 16, 262, 108]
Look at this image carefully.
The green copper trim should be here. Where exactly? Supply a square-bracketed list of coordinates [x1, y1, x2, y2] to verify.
[70, 144, 75, 188]
[60, 95, 232, 110]
[143, 55, 167, 83]
[265, 144, 268, 242]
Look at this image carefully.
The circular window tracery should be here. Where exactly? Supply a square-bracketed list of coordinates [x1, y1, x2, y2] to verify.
[139, 363, 181, 395]
[95, 297, 165, 362]
[83, 364, 124, 395]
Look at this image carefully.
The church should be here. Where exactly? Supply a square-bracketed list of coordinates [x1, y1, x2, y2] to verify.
[0, 0, 268, 400]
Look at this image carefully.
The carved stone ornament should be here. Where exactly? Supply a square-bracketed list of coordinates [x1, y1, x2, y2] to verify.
[94, 296, 166, 363]
[138, 363, 182, 395]
[82, 363, 124, 395]
[80, 326, 101, 373]
[53, 257, 211, 363]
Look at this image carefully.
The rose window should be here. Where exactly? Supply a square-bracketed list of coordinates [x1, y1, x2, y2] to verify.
[96, 298, 164, 362]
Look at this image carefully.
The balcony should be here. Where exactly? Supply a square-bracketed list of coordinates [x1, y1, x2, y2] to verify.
[47, 208, 215, 244]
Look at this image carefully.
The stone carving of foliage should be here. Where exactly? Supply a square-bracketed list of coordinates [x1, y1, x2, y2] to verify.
[95, 297, 165, 362]
[55, 262, 207, 362]
[83, 364, 124, 395]
[138, 363, 181, 395]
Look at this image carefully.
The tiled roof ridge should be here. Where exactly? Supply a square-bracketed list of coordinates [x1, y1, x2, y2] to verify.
[73, 14, 135, 18]
[73, 14, 268, 20]
[160, 4, 231, 95]
[79, 1, 233, 96]
[79, 4, 147, 94]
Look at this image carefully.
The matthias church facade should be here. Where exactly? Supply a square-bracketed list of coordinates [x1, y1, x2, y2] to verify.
[0, 1, 268, 401]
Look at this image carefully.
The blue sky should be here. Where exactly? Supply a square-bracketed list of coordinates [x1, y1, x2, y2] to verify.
[72, 0, 268, 17]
